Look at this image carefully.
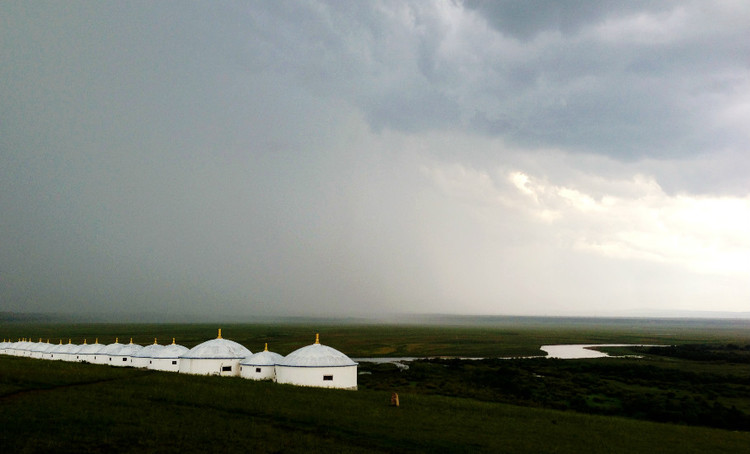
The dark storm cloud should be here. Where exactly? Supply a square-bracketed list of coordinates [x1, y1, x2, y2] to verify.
[229, 1, 749, 163]
[435, 1, 747, 160]
[463, 0, 675, 41]
[1, 1, 748, 318]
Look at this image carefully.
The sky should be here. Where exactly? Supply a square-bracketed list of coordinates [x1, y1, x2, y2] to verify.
[1, 1, 749, 320]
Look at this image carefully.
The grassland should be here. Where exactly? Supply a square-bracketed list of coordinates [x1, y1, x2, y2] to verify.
[2, 317, 750, 453]
[4, 316, 750, 357]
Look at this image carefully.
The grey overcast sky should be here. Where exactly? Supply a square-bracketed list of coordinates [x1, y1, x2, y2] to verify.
[1, 1, 749, 319]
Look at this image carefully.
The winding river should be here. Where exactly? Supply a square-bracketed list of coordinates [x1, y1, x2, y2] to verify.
[538, 343, 660, 359]
[354, 343, 663, 365]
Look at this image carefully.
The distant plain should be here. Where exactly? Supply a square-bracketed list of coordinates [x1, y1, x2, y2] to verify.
[4, 315, 750, 356]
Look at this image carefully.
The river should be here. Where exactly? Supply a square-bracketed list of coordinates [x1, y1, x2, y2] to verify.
[354, 343, 664, 366]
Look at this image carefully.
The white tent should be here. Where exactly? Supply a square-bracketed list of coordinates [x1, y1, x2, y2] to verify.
[0, 340, 13, 356]
[34, 340, 56, 359]
[66, 340, 91, 362]
[94, 339, 125, 365]
[110, 339, 143, 367]
[25, 339, 39, 358]
[5, 340, 17, 356]
[45, 340, 66, 360]
[240, 343, 284, 380]
[3, 339, 21, 356]
[178, 329, 251, 376]
[6, 339, 20, 356]
[78, 339, 107, 363]
[4, 340, 15, 356]
[131, 339, 166, 369]
[13, 339, 33, 357]
[68, 339, 97, 363]
[29, 339, 49, 359]
[7, 340, 24, 356]
[24, 340, 39, 357]
[55, 340, 78, 361]
[149, 338, 188, 372]
[21, 339, 37, 357]
[275, 334, 358, 390]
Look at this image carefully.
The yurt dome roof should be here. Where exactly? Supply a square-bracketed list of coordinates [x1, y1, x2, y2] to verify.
[14, 341, 31, 353]
[240, 344, 284, 366]
[79, 340, 106, 355]
[133, 339, 165, 358]
[29, 339, 45, 352]
[38, 342, 57, 354]
[19, 341, 34, 353]
[58, 341, 79, 354]
[114, 339, 143, 356]
[16, 340, 33, 351]
[68, 341, 91, 354]
[151, 339, 188, 359]
[47, 341, 66, 353]
[31, 342, 50, 353]
[99, 339, 125, 355]
[180, 329, 251, 359]
[279, 334, 356, 368]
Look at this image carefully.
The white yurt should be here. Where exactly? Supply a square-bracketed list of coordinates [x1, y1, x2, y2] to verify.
[78, 339, 106, 363]
[178, 329, 251, 376]
[240, 343, 284, 380]
[275, 334, 358, 390]
[20, 339, 38, 357]
[54, 339, 78, 361]
[29, 339, 48, 359]
[34, 340, 55, 359]
[94, 338, 125, 365]
[14, 339, 33, 357]
[5, 339, 18, 356]
[45, 340, 65, 360]
[2, 339, 18, 356]
[110, 339, 143, 367]
[7, 339, 20, 356]
[20, 339, 35, 357]
[25, 339, 40, 357]
[149, 338, 188, 372]
[2, 340, 12, 356]
[4, 340, 17, 356]
[131, 339, 165, 369]
[25, 339, 39, 358]
[5, 339, 21, 356]
[44, 341, 61, 359]
[4, 340, 15, 356]
[6, 339, 22, 356]
[68, 339, 95, 362]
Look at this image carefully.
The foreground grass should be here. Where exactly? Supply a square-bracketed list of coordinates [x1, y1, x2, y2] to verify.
[1, 356, 749, 453]
[360, 352, 750, 431]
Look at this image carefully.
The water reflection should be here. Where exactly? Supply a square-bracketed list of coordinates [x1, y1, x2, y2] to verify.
[355, 344, 663, 364]
[541, 344, 619, 359]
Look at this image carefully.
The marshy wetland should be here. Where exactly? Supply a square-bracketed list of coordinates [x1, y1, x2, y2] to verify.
[2, 317, 750, 453]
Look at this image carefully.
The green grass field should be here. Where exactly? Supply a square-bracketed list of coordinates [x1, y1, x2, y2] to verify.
[2, 318, 750, 453]
[4, 316, 750, 357]
[2, 356, 749, 454]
